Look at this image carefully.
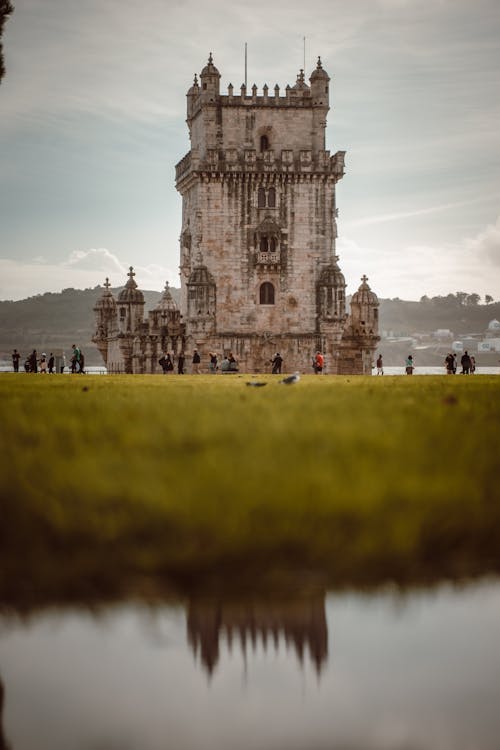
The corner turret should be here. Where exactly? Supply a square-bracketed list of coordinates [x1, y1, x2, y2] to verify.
[309, 57, 330, 107]
[199, 52, 220, 103]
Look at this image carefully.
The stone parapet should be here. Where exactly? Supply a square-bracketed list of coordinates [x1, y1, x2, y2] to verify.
[176, 149, 345, 184]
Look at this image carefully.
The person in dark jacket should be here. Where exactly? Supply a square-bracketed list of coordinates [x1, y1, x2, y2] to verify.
[12, 349, 21, 372]
[461, 350, 471, 375]
[445, 353, 455, 374]
[29, 350, 38, 373]
[177, 352, 185, 374]
[192, 349, 201, 374]
[271, 353, 283, 374]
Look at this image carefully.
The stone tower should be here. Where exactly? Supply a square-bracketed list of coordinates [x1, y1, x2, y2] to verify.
[175, 54, 379, 373]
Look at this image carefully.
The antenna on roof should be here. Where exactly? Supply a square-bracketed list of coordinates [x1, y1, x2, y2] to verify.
[303, 36, 306, 72]
[245, 42, 247, 90]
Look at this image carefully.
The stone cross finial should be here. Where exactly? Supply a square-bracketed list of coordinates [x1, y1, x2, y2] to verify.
[104, 277, 111, 289]
[128, 266, 135, 279]
[317, 56, 323, 69]
[208, 52, 213, 64]
[194, 74, 198, 85]
[361, 274, 369, 284]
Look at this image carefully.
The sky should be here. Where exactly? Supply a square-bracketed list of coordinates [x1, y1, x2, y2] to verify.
[1, 0, 499, 302]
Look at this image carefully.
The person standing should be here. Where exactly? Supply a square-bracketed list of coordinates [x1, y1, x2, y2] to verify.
[376, 354, 384, 375]
[470, 355, 476, 373]
[158, 354, 168, 373]
[71, 344, 81, 374]
[314, 351, 324, 374]
[177, 352, 185, 374]
[405, 355, 414, 374]
[39, 353, 48, 373]
[192, 349, 201, 374]
[48, 353, 55, 374]
[12, 349, 20, 372]
[461, 350, 471, 375]
[271, 353, 283, 374]
[29, 350, 38, 373]
[445, 353, 455, 374]
[208, 352, 218, 373]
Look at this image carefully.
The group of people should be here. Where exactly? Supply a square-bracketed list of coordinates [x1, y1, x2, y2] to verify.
[158, 350, 239, 375]
[158, 350, 329, 375]
[11, 345, 84, 374]
[445, 350, 476, 375]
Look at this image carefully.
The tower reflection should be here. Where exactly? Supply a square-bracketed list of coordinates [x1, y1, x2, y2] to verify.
[187, 593, 328, 676]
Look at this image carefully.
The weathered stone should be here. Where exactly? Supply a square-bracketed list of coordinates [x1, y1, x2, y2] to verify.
[93, 55, 380, 374]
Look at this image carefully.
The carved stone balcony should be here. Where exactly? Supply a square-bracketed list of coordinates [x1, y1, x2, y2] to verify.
[257, 251, 280, 265]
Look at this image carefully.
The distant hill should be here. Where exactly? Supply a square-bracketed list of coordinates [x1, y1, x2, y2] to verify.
[0, 287, 498, 366]
[0, 286, 167, 365]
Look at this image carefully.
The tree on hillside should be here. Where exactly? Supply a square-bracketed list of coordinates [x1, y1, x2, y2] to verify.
[485, 294, 494, 305]
[466, 293, 481, 306]
[455, 291, 468, 306]
[0, 0, 14, 83]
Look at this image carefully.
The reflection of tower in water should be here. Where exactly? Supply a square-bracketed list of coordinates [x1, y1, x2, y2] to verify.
[187, 595, 328, 677]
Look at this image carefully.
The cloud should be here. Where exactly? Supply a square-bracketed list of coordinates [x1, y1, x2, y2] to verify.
[338, 215, 500, 300]
[344, 201, 473, 229]
[466, 216, 500, 267]
[65, 248, 126, 274]
[0, 250, 177, 301]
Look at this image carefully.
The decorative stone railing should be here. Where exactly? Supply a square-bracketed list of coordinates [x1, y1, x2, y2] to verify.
[257, 251, 280, 265]
[176, 149, 346, 180]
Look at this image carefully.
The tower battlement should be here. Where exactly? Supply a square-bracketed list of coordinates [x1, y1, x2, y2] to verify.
[176, 148, 345, 183]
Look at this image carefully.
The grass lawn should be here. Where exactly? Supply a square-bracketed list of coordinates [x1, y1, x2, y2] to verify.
[1, 373, 499, 603]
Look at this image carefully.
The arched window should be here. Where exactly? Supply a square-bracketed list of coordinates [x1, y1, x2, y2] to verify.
[260, 135, 269, 152]
[260, 237, 269, 252]
[257, 187, 266, 208]
[269, 237, 276, 252]
[260, 282, 275, 305]
[268, 187, 276, 208]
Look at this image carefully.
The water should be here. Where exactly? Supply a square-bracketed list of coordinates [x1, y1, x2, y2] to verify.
[1, 580, 499, 750]
[1, 365, 499, 376]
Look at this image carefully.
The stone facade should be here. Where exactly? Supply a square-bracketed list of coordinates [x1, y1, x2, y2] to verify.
[93, 273, 182, 374]
[93, 54, 380, 374]
[176, 54, 379, 374]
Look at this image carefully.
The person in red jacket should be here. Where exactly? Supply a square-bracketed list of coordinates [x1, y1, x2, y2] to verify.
[314, 351, 324, 374]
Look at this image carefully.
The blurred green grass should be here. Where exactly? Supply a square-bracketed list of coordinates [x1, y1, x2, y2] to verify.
[1, 373, 499, 602]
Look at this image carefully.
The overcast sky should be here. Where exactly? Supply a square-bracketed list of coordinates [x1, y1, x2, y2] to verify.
[1, 0, 499, 301]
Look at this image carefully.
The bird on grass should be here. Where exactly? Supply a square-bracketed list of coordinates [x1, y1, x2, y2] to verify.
[246, 381, 267, 387]
[280, 372, 300, 385]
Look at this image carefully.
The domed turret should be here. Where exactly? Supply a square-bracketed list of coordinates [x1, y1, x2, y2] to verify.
[317, 257, 346, 319]
[93, 277, 117, 338]
[187, 73, 200, 122]
[309, 57, 330, 107]
[155, 280, 179, 313]
[117, 266, 144, 304]
[117, 267, 145, 334]
[200, 52, 220, 102]
[292, 69, 309, 92]
[187, 252, 216, 329]
[350, 275, 379, 334]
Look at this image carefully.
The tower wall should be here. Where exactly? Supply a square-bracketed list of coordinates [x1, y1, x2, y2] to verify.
[175, 56, 378, 374]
